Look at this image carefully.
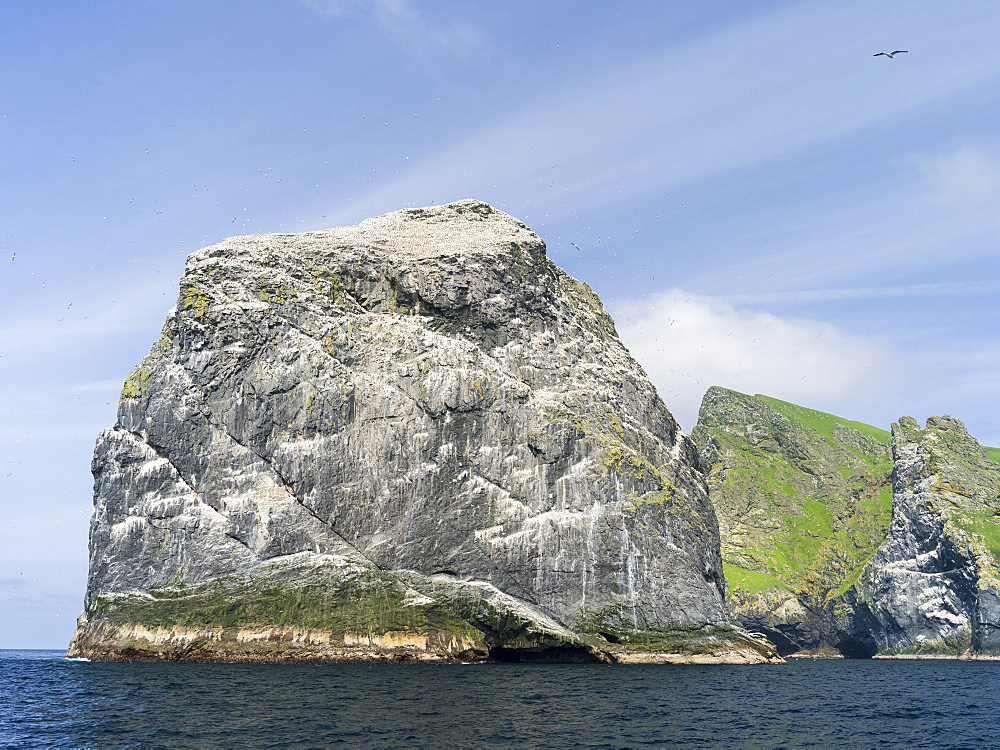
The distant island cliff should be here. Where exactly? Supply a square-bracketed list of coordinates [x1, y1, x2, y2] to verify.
[694, 386, 1000, 658]
[67, 201, 778, 664]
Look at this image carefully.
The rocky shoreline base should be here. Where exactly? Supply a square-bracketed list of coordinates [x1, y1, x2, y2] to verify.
[872, 653, 1000, 661]
[67, 621, 784, 665]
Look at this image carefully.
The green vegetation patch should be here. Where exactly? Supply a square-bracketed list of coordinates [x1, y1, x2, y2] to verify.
[955, 513, 1000, 562]
[697, 390, 894, 611]
[576, 606, 749, 654]
[757, 394, 891, 472]
[758, 395, 891, 445]
[723, 564, 785, 596]
[87, 568, 482, 642]
[881, 629, 973, 656]
[178, 284, 211, 322]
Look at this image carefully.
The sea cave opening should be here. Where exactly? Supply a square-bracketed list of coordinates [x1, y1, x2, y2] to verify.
[488, 646, 604, 664]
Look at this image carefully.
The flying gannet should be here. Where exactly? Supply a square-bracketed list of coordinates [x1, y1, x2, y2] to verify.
[873, 50, 907, 58]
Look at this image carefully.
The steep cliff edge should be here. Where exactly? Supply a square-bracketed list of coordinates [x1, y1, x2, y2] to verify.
[692, 386, 893, 655]
[843, 416, 1000, 656]
[68, 201, 777, 664]
[694, 386, 1000, 658]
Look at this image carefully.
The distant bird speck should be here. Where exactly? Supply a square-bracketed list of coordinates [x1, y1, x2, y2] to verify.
[873, 50, 907, 58]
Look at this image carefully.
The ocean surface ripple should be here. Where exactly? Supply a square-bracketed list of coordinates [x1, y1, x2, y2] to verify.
[1, 650, 996, 748]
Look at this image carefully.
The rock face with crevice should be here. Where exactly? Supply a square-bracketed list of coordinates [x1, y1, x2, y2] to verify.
[68, 201, 778, 664]
[841, 416, 1000, 656]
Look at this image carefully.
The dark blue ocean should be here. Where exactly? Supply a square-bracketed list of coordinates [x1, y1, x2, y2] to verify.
[1, 650, 996, 748]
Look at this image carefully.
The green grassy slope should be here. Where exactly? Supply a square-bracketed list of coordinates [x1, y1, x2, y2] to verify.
[692, 387, 893, 614]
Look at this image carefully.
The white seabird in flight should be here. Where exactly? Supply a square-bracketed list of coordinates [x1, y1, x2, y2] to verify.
[873, 50, 908, 58]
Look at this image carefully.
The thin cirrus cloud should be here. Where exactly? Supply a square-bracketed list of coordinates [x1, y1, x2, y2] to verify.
[0, 279, 173, 362]
[684, 144, 1000, 299]
[300, 0, 405, 17]
[612, 289, 896, 431]
[300, 0, 487, 58]
[70, 378, 128, 394]
[320, 1, 1000, 227]
[722, 279, 1000, 306]
[915, 145, 1000, 223]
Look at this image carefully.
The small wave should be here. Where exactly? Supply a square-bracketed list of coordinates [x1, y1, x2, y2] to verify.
[64, 656, 91, 662]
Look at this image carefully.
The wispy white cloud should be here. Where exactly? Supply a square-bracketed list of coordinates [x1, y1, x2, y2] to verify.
[0, 279, 170, 361]
[910, 145, 1000, 236]
[723, 280, 1000, 306]
[322, 0, 1000, 226]
[301, 0, 487, 59]
[918, 145, 1000, 205]
[0, 424, 110, 442]
[70, 378, 125, 394]
[301, 0, 406, 19]
[612, 289, 897, 431]
[683, 160, 1000, 297]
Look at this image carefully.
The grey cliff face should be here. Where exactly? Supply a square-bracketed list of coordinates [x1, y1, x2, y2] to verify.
[845, 416, 1000, 655]
[71, 201, 775, 663]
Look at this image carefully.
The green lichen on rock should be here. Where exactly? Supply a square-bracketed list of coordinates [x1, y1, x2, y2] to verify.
[555, 269, 617, 337]
[576, 606, 722, 649]
[258, 280, 297, 305]
[452, 201, 494, 218]
[119, 335, 173, 406]
[543, 404, 663, 491]
[310, 268, 346, 306]
[178, 284, 211, 321]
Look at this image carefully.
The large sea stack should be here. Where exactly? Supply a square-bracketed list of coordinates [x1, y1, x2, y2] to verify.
[68, 200, 777, 663]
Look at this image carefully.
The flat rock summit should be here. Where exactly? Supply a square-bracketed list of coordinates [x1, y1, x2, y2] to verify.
[69, 200, 778, 663]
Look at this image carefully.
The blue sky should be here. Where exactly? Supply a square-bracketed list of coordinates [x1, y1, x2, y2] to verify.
[2, 1, 998, 648]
